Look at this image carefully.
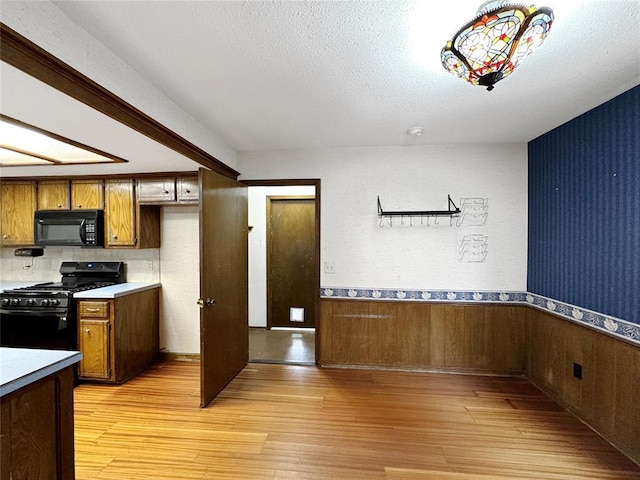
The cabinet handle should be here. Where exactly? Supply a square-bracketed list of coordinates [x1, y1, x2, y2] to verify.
[85, 329, 91, 333]
[76, 204, 82, 208]
[85, 307, 101, 312]
[164, 190, 169, 194]
[56, 204, 62, 208]
[112, 235, 118, 239]
[2, 235, 7, 239]
[185, 189, 191, 194]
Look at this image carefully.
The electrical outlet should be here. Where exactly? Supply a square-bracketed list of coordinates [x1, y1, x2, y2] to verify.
[145, 261, 153, 271]
[324, 262, 336, 274]
[22, 260, 32, 269]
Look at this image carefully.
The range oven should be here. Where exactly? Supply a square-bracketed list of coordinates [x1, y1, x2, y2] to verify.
[0, 261, 124, 351]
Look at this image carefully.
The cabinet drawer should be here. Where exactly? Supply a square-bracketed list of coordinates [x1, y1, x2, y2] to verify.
[79, 301, 110, 318]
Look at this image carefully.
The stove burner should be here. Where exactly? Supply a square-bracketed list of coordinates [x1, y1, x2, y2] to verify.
[15, 281, 116, 294]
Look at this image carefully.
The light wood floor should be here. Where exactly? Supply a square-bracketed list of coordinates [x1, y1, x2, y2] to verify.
[73, 361, 640, 479]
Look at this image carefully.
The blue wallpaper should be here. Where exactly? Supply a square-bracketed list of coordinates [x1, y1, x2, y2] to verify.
[528, 85, 640, 325]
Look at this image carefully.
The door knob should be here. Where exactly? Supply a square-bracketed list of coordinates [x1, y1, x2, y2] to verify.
[197, 298, 216, 308]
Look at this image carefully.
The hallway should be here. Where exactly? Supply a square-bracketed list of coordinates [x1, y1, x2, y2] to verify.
[249, 327, 315, 365]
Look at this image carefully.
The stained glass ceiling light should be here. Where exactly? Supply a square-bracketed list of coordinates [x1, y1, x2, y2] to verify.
[441, 0, 554, 91]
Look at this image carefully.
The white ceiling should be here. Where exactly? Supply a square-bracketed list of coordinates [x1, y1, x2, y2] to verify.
[2, 0, 639, 176]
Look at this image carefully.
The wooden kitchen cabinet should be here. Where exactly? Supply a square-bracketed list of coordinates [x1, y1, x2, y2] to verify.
[177, 175, 199, 203]
[1, 362, 76, 480]
[71, 179, 104, 209]
[78, 317, 111, 379]
[37, 180, 70, 210]
[0, 181, 36, 246]
[137, 177, 176, 203]
[105, 179, 136, 246]
[37, 179, 104, 211]
[137, 175, 198, 204]
[105, 179, 160, 248]
[77, 287, 160, 384]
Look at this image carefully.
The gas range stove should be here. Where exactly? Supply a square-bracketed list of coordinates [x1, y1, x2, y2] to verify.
[1, 282, 116, 311]
[0, 261, 125, 351]
[1, 262, 125, 311]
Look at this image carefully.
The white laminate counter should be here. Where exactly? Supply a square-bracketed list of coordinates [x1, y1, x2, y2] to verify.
[73, 282, 161, 299]
[0, 347, 82, 397]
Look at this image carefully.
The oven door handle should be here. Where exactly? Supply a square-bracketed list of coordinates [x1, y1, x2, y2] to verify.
[79, 219, 87, 244]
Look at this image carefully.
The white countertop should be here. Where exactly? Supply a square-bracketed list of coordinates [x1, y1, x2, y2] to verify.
[0, 347, 82, 397]
[73, 282, 161, 299]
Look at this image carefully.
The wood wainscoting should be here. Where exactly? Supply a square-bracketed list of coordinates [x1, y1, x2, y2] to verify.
[319, 300, 526, 374]
[526, 308, 640, 464]
[319, 298, 640, 465]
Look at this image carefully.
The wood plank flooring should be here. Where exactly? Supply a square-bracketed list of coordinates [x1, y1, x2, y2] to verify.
[73, 362, 640, 479]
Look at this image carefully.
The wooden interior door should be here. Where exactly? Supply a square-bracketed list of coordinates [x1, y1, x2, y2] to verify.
[199, 168, 248, 407]
[267, 196, 316, 328]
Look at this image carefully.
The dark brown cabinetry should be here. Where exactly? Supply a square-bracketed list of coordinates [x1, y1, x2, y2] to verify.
[78, 287, 160, 384]
[0, 365, 76, 480]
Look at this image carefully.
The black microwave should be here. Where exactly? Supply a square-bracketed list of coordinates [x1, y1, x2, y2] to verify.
[34, 210, 104, 247]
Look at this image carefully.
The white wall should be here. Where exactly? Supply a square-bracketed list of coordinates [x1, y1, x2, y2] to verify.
[239, 144, 528, 291]
[159, 206, 200, 354]
[248, 185, 315, 327]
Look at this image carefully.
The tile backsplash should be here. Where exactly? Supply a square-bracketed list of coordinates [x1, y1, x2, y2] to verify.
[0, 246, 161, 283]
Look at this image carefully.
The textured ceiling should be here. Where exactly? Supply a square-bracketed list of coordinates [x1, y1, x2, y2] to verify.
[2, 0, 639, 178]
[50, 0, 640, 152]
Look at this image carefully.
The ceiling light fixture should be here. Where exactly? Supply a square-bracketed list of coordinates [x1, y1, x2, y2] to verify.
[0, 115, 127, 167]
[441, 0, 554, 91]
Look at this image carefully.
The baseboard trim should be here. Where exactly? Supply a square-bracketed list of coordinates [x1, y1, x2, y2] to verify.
[159, 352, 200, 362]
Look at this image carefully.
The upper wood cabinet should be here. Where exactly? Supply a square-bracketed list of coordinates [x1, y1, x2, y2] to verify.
[105, 179, 160, 249]
[37, 180, 70, 210]
[37, 179, 104, 211]
[104, 179, 137, 247]
[177, 176, 199, 203]
[0, 181, 36, 246]
[137, 178, 176, 204]
[71, 179, 104, 209]
[137, 175, 198, 204]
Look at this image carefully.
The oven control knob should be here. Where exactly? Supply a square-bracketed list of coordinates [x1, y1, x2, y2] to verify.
[40, 299, 51, 307]
[10, 298, 20, 306]
[26, 299, 36, 306]
[51, 299, 60, 306]
[1, 298, 9, 306]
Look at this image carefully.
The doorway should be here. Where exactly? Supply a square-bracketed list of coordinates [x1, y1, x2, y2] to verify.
[267, 196, 316, 329]
[245, 180, 320, 365]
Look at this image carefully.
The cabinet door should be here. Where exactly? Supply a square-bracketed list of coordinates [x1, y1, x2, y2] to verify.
[79, 319, 111, 379]
[37, 180, 70, 210]
[105, 179, 136, 246]
[177, 176, 199, 202]
[71, 180, 104, 209]
[138, 178, 176, 203]
[0, 182, 36, 246]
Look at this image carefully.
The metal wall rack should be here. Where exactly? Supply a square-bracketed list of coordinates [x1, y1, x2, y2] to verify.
[377, 195, 461, 225]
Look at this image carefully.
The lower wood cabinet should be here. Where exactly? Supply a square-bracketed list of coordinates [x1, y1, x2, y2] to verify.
[0, 366, 76, 480]
[78, 287, 159, 384]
